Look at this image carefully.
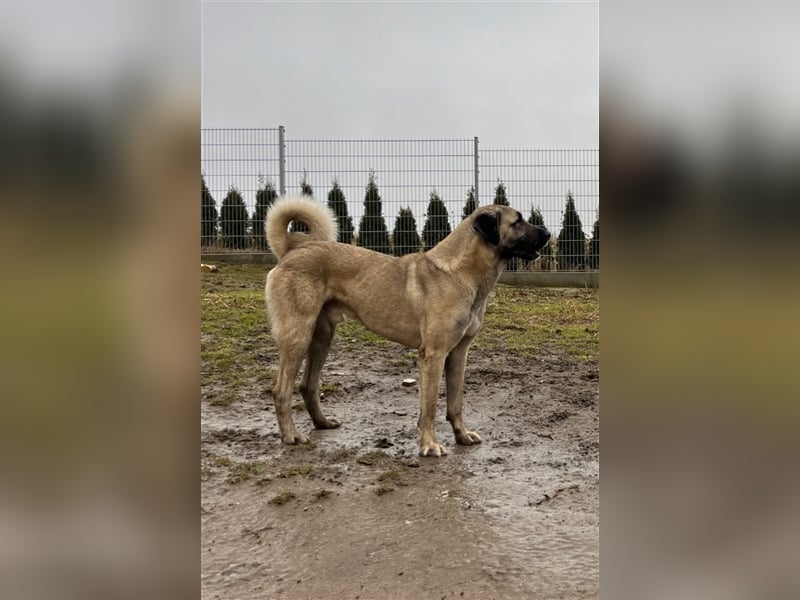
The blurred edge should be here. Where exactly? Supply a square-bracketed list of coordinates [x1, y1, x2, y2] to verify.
[602, 1, 800, 599]
[0, 0, 199, 598]
[3, 0, 800, 598]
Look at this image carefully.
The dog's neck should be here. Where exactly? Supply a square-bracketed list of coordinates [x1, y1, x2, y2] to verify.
[427, 229, 505, 295]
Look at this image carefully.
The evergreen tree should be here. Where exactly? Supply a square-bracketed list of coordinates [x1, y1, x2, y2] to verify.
[201, 174, 218, 247]
[291, 172, 313, 233]
[327, 178, 354, 245]
[588, 214, 599, 270]
[556, 191, 586, 270]
[462, 186, 477, 220]
[492, 181, 516, 268]
[493, 180, 509, 206]
[252, 176, 277, 250]
[539, 236, 555, 271]
[534, 206, 555, 271]
[220, 186, 249, 249]
[357, 171, 391, 254]
[422, 190, 452, 250]
[514, 205, 549, 271]
[528, 205, 546, 229]
[392, 207, 421, 256]
[300, 173, 313, 197]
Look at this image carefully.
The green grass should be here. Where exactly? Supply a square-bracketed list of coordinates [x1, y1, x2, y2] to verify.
[320, 382, 341, 396]
[336, 320, 390, 348]
[475, 286, 599, 361]
[226, 460, 265, 484]
[209, 391, 238, 407]
[356, 450, 389, 466]
[202, 451, 266, 484]
[377, 467, 402, 482]
[201, 264, 275, 400]
[202, 263, 269, 290]
[277, 464, 317, 478]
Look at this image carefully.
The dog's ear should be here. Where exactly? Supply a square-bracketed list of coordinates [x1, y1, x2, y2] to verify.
[472, 211, 500, 246]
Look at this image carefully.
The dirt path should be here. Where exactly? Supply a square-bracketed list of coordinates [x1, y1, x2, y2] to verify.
[202, 337, 598, 599]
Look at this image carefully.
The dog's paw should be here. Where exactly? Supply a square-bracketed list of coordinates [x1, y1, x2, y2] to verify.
[455, 430, 482, 445]
[419, 442, 448, 457]
[282, 431, 310, 445]
[314, 417, 341, 430]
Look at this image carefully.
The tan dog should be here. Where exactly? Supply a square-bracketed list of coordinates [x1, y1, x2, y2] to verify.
[265, 195, 550, 457]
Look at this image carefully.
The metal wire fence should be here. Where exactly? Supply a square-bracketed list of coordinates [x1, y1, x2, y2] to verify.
[479, 149, 599, 271]
[201, 127, 599, 271]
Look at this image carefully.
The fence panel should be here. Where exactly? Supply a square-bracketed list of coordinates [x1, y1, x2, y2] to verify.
[479, 149, 599, 271]
[200, 128, 599, 272]
[284, 138, 475, 254]
[201, 128, 282, 251]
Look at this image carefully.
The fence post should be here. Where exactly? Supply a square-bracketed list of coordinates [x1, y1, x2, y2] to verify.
[473, 136, 479, 205]
[278, 125, 286, 196]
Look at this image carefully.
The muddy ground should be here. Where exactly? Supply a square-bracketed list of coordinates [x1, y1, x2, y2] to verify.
[201, 265, 598, 599]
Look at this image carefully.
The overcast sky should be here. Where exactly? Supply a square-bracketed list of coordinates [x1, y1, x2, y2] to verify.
[202, 1, 598, 149]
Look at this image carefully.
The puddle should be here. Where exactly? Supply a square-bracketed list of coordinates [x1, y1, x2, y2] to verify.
[202, 345, 598, 599]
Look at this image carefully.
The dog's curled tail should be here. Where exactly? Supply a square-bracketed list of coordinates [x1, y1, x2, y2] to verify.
[265, 195, 338, 259]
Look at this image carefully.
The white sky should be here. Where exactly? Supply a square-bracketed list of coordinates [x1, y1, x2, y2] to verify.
[202, 1, 598, 148]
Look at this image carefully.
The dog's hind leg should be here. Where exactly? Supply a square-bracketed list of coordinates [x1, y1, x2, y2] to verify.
[268, 275, 326, 445]
[445, 336, 482, 445]
[273, 334, 313, 444]
[300, 310, 340, 430]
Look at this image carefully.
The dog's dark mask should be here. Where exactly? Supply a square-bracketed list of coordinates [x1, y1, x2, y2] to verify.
[473, 211, 551, 260]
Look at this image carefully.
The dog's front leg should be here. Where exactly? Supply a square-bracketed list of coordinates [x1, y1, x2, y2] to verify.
[445, 336, 482, 445]
[418, 347, 448, 457]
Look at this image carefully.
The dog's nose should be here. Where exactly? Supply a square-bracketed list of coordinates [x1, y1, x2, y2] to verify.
[543, 230, 551, 242]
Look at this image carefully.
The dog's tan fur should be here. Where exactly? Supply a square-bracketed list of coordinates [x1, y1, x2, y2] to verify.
[265, 195, 550, 457]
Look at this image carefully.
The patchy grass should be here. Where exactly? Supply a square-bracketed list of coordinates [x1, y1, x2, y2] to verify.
[201, 263, 268, 290]
[377, 467, 402, 482]
[209, 454, 232, 468]
[202, 264, 276, 406]
[356, 450, 389, 466]
[277, 464, 317, 478]
[475, 286, 599, 361]
[337, 320, 390, 349]
[226, 460, 266, 484]
[202, 451, 267, 484]
[268, 491, 297, 506]
[326, 447, 358, 463]
[209, 391, 238, 407]
[320, 382, 341, 396]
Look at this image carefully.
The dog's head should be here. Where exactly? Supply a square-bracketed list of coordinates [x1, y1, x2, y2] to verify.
[472, 206, 551, 260]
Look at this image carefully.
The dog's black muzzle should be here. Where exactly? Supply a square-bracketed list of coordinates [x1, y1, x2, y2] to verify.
[508, 226, 551, 260]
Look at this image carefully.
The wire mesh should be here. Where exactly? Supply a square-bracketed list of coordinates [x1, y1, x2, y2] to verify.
[284, 138, 475, 255]
[200, 128, 599, 271]
[479, 149, 599, 271]
[201, 128, 281, 251]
